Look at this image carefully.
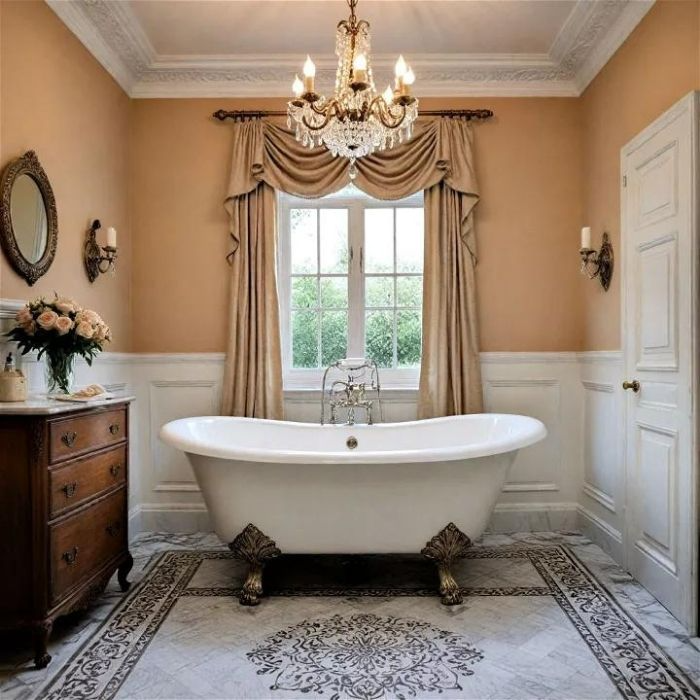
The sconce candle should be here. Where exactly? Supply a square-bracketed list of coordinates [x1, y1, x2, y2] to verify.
[106, 226, 117, 249]
[580, 226, 591, 250]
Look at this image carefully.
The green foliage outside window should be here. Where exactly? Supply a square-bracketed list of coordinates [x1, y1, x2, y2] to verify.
[289, 204, 423, 370]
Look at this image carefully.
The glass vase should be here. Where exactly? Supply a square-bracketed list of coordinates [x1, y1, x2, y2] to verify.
[45, 352, 75, 396]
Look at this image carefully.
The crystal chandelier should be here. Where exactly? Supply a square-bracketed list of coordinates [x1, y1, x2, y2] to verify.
[288, 0, 418, 177]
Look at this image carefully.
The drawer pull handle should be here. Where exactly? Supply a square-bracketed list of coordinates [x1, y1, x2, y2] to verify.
[110, 463, 122, 478]
[109, 424, 120, 436]
[61, 431, 77, 447]
[105, 521, 122, 537]
[62, 547, 79, 565]
[62, 482, 78, 499]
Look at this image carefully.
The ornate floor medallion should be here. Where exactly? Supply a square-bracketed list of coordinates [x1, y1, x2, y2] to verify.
[247, 612, 484, 700]
[36, 545, 700, 700]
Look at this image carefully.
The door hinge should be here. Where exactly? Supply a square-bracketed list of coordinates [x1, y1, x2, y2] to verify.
[622, 175, 627, 187]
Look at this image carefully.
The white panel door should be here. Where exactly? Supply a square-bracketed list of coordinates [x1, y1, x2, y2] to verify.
[622, 92, 698, 632]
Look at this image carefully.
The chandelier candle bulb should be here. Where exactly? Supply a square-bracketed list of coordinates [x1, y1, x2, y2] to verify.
[581, 226, 591, 250]
[352, 53, 368, 84]
[404, 67, 415, 92]
[395, 55, 408, 93]
[382, 85, 394, 105]
[292, 74, 304, 98]
[303, 55, 316, 93]
[395, 54, 407, 78]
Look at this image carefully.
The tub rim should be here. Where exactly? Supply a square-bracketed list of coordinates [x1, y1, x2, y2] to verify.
[159, 413, 547, 465]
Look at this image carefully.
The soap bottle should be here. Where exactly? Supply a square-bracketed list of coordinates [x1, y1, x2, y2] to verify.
[4, 352, 15, 372]
[0, 352, 28, 402]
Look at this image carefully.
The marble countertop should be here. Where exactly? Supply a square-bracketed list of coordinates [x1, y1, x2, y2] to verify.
[0, 394, 135, 415]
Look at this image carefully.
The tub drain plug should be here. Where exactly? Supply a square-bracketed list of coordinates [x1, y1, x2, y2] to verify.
[346, 436, 358, 450]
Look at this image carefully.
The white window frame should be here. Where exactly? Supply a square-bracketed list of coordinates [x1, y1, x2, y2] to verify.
[278, 188, 424, 390]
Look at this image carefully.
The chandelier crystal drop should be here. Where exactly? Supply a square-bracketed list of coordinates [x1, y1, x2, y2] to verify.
[287, 0, 418, 178]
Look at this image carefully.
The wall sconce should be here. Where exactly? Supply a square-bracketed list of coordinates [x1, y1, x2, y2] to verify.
[579, 227, 613, 291]
[84, 219, 117, 282]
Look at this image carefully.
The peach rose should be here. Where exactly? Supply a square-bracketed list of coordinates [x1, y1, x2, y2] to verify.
[75, 321, 94, 339]
[36, 310, 59, 331]
[54, 297, 77, 315]
[55, 316, 73, 335]
[15, 307, 32, 324]
[22, 320, 37, 336]
[81, 309, 100, 325]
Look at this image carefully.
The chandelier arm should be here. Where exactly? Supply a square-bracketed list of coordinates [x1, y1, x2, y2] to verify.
[310, 101, 335, 118]
[369, 97, 407, 130]
[301, 101, 339, 132]
[379, 107, 407, 131]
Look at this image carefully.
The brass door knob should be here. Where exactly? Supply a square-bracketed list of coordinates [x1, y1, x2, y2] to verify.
[622, 380, 640, 393]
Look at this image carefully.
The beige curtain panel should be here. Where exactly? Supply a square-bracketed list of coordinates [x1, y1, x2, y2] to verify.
[223, 117, 483, 418]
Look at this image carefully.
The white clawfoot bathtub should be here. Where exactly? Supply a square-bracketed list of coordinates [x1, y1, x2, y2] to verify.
[160, 414, 546, 553]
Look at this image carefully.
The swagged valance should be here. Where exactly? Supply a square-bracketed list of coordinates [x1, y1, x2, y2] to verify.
[222, 117, 483, 419]
[227, 119, 477, 199]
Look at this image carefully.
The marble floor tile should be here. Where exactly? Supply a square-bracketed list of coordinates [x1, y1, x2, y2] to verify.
[0, 530, 698, 700]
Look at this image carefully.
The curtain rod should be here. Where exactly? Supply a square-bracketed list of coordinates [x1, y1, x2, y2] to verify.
[212, 108, 494, 122]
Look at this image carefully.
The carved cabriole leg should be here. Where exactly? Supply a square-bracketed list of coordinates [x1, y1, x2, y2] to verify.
[118, 552, 134, 592]
[229, 524, 281, 606]
[32, 619, 53, 669]
[421, 522, 472, 606]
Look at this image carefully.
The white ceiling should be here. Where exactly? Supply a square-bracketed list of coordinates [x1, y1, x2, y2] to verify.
[47, 0, 654, 98]
[129, 1, 576, 56]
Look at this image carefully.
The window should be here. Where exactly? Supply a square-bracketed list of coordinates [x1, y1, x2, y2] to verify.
[278, 186, 424, 388]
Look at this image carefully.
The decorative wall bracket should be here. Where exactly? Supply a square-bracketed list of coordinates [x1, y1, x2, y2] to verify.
[84, 219, 117, 282]
[580, 231, 614, 291]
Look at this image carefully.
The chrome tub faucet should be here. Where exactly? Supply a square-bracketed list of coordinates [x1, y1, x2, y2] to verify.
[321, 359, 382, 425]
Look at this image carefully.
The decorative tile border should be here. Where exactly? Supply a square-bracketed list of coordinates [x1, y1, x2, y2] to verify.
[41, 546, 699, 700]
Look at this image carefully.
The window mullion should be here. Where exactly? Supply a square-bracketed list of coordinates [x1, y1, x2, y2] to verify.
[393, 207, 398, 368]
[348, 202, 363, 358]
[316, 208, 322, 367]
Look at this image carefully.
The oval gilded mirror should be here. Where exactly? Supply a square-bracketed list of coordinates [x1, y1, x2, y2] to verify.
[0, 151, 57, 285]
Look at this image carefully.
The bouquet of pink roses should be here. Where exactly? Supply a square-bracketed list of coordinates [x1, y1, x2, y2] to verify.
[8, 295, 111, 394]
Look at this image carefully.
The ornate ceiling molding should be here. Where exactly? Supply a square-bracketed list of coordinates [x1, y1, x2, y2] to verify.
[46, 0, 654, 99]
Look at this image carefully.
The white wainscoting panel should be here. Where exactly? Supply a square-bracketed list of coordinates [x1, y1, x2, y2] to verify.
[577, 352, 625, 561]
[149, 380, 220, 494]
[0, 308, 626, 552]
[126, 352, 593, 536]
[130, 354, 224, 532]
[484, 378, 561, 494]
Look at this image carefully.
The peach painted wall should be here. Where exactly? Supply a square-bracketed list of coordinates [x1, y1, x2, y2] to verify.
[579, 0, 700, 350]
[2, 0, 696, 355]
[0, 1, 132, 351]
[130, 96, 583, 352]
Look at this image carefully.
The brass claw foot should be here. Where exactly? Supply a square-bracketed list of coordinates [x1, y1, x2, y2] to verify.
[229, 524, 281, 606]
[421, 522, 472, 606]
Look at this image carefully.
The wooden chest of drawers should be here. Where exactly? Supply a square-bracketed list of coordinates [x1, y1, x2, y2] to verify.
[0, 399, 133, 668]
